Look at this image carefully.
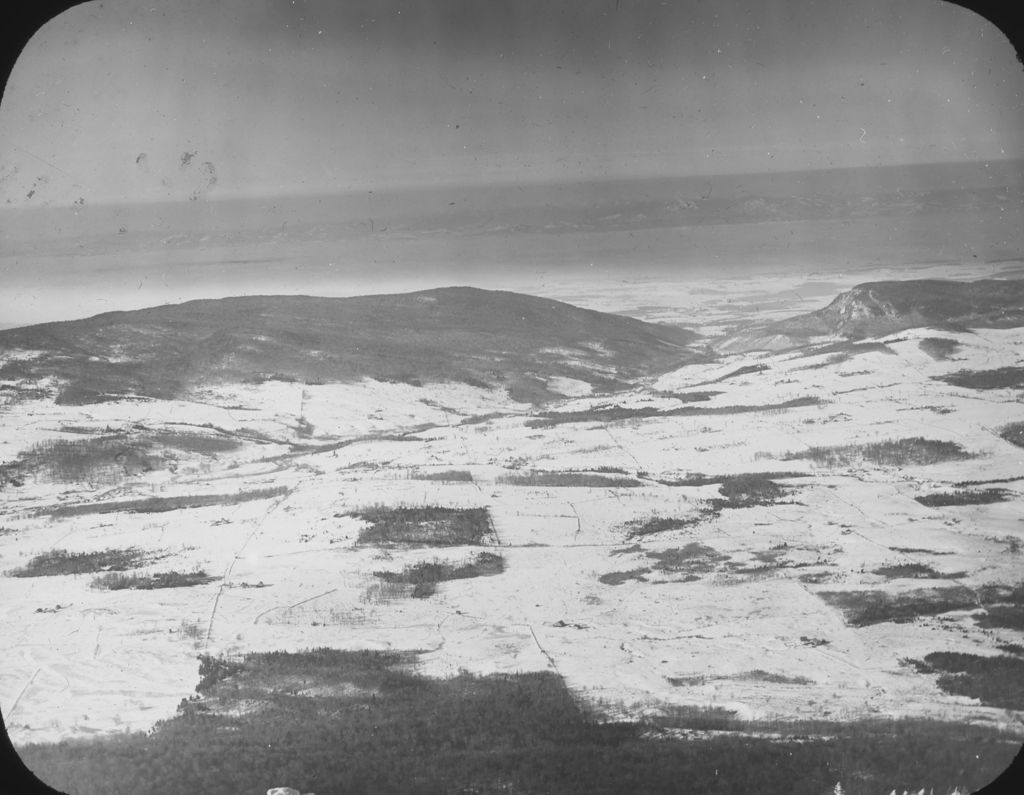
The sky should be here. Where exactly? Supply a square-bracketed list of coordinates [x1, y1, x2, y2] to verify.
[0, 0, 1022, 206]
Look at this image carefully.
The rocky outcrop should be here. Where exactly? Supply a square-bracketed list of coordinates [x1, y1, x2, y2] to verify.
[794, 278, 1024, 338]
[719, 278, 1024, 352]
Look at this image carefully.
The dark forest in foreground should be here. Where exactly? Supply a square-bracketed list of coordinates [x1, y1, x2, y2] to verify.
[15, 649, 1021, 795]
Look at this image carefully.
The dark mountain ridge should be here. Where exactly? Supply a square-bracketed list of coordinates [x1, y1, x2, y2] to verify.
[721, 277, 1024, 352]
[784, 278, 1024, 337]
[0, 287, 702, 404]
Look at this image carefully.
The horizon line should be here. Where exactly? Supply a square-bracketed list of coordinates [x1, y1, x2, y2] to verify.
[2, 155, 1021, 212]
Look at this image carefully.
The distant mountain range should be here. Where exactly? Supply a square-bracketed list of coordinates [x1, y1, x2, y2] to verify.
[2, 279, 1022, 404]
[0, 287, 702, 404]
[473, 185, 1024, 238]
[721, 278, 1024, 352]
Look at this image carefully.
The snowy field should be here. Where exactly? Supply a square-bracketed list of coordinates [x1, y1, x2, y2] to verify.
[2, 267, 1024, 747]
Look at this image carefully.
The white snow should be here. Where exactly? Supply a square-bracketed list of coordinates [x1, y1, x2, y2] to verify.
[3, 267, 1024, 746]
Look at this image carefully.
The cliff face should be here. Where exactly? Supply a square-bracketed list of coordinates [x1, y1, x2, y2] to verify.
[809, 279, 1024, 338]
[807, 283, 929, 338]
[719, 278, 1024, 353]
[824, 285, 903, 325]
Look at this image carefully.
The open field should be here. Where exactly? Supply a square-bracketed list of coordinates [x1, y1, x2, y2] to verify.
[2, 270, 1024, 793]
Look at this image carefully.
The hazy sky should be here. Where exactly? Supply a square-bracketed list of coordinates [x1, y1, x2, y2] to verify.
[0, 0, 1022, 205]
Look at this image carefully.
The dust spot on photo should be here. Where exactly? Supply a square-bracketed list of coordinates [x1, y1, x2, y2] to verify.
[200, 161, 217, 187]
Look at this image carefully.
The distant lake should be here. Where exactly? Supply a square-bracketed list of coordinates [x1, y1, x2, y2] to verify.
[1, 159, 1021, 328]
